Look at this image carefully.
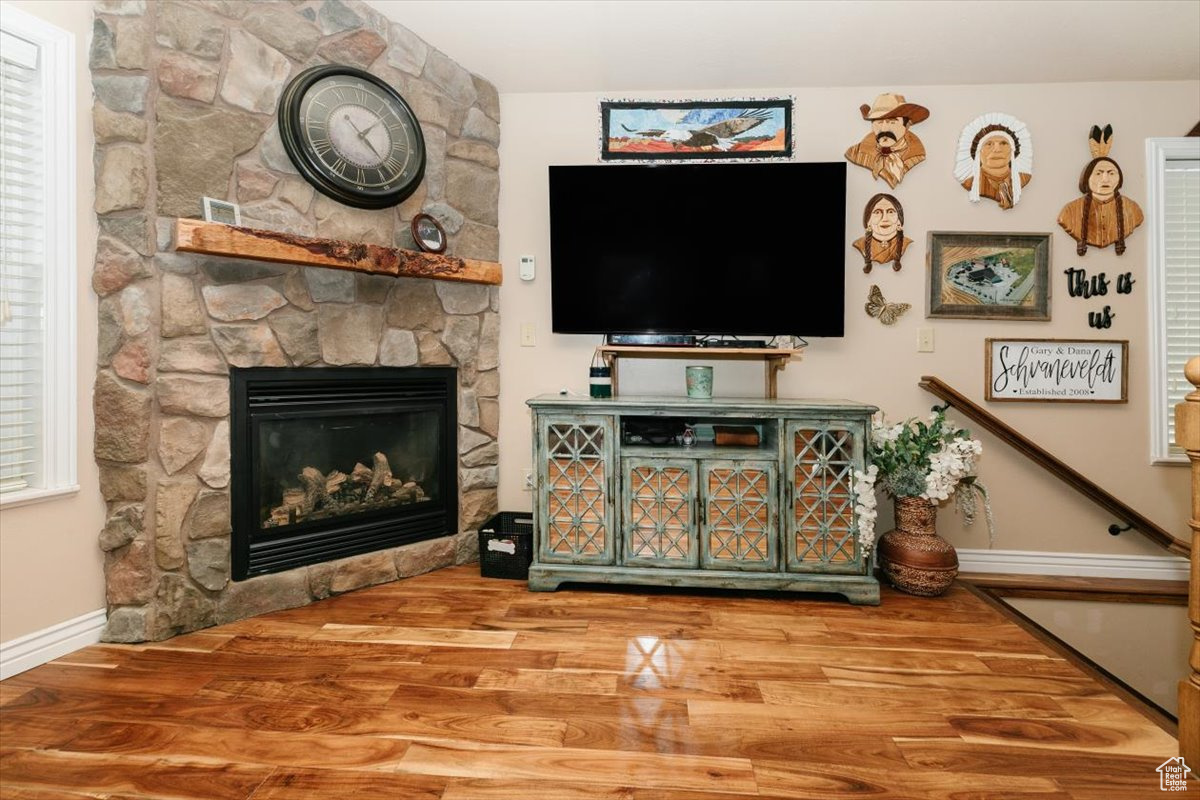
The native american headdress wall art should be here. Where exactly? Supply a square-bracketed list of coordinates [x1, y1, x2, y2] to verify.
[953, 112, 1033, 209]
[844, 93, 930, 188]
[1056, 125, 1144, 256]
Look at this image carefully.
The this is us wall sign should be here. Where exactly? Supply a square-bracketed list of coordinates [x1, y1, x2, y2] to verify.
[985, 338, 1128, 403]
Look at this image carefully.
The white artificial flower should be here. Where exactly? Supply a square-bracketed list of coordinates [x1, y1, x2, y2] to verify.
[852, 465, 879, 555]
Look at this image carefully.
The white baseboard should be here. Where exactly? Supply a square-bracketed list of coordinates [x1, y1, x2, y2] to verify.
[0, 609, 106, 680]
[956, 549, 1190, 582]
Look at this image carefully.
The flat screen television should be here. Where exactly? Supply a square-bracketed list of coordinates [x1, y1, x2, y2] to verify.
[549, 162, 846, 338]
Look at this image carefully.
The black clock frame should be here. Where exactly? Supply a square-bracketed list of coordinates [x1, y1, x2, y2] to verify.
[278, 64, 427, 210]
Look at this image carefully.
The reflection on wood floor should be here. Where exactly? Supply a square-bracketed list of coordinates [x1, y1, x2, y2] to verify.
[0, 565, 1182, 799]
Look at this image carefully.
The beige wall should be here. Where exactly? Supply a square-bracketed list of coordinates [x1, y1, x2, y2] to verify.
[0, 0, 102, 642]
[1008, 597, 1189, 715]
[496, 81, 1199, 557]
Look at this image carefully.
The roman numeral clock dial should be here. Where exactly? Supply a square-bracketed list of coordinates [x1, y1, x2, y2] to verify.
[279, 65, 427, 210]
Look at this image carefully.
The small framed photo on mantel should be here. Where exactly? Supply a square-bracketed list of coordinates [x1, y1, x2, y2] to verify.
[202, 197, 241, 226]
[985, 338, 1128, 403]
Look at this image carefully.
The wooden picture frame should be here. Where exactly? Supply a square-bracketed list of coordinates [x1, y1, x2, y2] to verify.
[600, 98, 792, 161]
[927, 231, 1051, 320]
[202, 196, 241, 226]
[411, 213, 447, 254]
[985, 338, 1128, 403]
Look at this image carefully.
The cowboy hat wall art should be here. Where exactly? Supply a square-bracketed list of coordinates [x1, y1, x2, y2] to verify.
[845, 93, 930, 188]
[1057, 125, 1143, 256]
[852, 193, 912, 273]
[954, 112, 1033, 209]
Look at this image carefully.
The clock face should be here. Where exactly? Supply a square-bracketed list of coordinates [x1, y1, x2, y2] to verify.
[279, 66, 426, 209]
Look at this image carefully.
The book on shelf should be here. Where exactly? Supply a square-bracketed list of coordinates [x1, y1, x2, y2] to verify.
[713, 425, 760, 447]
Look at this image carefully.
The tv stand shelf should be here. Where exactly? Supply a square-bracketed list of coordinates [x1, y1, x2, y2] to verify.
[526, 394, 880, 605]
[597, 345, 803, 399]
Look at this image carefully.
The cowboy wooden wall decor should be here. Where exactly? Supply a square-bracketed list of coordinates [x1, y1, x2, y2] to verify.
[852, 193, 912, 273]
[954, 112, 1033, 209]
[1057, 125, 1144, 255]
[845, 93, 930, 188]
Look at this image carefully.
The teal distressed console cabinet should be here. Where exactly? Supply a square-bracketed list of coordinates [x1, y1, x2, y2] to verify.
[526, 394, 881, 605]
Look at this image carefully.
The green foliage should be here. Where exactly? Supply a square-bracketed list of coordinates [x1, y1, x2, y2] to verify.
[869, 409, 972, 498]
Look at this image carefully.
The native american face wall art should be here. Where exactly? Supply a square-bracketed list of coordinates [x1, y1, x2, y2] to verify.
[1057, 125, 1143, 255]
[954, 112, 1033, 210]
[852, 193, 912, 273]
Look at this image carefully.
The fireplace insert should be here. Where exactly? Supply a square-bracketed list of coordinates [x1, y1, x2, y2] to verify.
[230, 366, 457, 580]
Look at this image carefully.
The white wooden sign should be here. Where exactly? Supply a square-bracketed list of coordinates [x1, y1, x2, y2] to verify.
[985, 339, 1128, 403]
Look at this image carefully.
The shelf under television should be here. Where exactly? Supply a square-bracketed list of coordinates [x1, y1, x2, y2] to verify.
[596, 345, 803, 399]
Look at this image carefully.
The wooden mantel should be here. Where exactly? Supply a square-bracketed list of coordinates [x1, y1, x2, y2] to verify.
[174, 219, 502, 286]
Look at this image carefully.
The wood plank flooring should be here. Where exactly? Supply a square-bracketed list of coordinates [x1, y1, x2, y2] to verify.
[0, 566, 1184, 799]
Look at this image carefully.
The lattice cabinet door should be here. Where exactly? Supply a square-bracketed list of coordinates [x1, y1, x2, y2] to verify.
[621, 458, 698, 568]
[784, 421, 867, 574]
[536, 415, 616, 564]
[699, 459, 778, 571]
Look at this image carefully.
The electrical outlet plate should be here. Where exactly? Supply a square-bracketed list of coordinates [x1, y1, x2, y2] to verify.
[918, 327, 934, 352]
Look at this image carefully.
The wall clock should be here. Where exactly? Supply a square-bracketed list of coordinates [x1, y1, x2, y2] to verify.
[278, 64, 426, 210]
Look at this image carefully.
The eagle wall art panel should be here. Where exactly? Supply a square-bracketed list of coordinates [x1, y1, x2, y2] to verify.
[600, 99, 793, 161]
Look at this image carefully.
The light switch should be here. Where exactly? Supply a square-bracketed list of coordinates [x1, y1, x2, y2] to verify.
[520, 323, 535, 347]
[918, 327, 934, 353]
[519, 255, 535, 281]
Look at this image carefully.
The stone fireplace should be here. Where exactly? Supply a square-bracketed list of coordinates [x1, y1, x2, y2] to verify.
[230, 366, 458, 579]
[90, 0, 501, 642]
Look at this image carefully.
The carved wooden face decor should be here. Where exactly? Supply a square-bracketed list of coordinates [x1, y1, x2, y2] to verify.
[954, 112, 1033, 209]
[1057, 125, 1144, 255]
[852, 193, 912, 273]
[844, 93, 930, 188]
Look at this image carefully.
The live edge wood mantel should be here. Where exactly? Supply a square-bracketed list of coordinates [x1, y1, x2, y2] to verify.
[174, 219, 503, 286]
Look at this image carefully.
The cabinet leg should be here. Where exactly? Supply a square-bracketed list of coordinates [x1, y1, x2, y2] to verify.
[527, 568, 562, 592]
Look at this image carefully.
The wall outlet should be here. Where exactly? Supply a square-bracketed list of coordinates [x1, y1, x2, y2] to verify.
[918, 327, 935, 353]
[520, 323, 535, 347]
[522, 469, 534, 491]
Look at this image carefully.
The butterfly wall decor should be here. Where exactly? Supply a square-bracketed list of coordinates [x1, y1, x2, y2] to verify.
[864, 284, 910, 325]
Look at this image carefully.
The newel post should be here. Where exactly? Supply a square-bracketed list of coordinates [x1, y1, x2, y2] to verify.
[1179, 355, 1200, 766]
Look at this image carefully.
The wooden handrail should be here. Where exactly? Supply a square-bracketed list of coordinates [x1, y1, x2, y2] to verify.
[918, 375, 1190, 558]
[1177, 356, 1199, 767]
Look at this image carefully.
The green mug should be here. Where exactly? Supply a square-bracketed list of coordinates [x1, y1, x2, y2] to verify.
[685, 365, 713, 399]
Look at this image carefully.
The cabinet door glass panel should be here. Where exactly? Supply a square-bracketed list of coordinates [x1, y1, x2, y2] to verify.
[702, 461, 776, 571]
[541, 418, 614, 563]
[788, 424, 862, 573]
[623, 459, 697, 568]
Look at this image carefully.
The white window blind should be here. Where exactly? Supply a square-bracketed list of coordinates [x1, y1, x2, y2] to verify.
[1163, 159, 1199, 456]
[0, 28, 45, 494]
[0, 6, 75, 506]
[1147, 138, 1200, 464]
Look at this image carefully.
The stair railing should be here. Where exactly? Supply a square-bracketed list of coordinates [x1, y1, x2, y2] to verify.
[918, 375, 1190, 558]
[1177, 357, 1198, 767]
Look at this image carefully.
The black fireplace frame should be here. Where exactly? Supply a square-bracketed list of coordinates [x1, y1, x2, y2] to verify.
[230, 366, 458, 580]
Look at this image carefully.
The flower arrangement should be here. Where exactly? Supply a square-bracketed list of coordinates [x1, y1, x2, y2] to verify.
[852, 407, 994, 554]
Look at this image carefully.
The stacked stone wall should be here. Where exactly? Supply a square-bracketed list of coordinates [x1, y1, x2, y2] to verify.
[89, 0, 500, 642]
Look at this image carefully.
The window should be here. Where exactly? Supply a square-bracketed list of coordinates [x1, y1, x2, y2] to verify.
[0, 6, 76, 506]
[1147, 138, 1200, 464]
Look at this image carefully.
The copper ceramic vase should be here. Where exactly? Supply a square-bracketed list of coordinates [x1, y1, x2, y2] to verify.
[877, 496, 959, 596]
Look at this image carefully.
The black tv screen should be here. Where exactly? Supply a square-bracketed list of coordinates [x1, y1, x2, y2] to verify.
[549, 162, 846, 337]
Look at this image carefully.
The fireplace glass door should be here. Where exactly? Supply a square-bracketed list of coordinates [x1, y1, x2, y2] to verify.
[231, 367, 457, 579]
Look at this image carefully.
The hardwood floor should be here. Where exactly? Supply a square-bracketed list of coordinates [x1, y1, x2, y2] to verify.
[0, 565, 1182, 799]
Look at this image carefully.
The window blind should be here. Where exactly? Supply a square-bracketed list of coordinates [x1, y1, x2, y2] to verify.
[0, 27, 44, 494]
[1164, 160, 1200, 455]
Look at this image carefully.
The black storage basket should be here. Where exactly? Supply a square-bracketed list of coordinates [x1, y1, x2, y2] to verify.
[478, 512, 533, 579]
